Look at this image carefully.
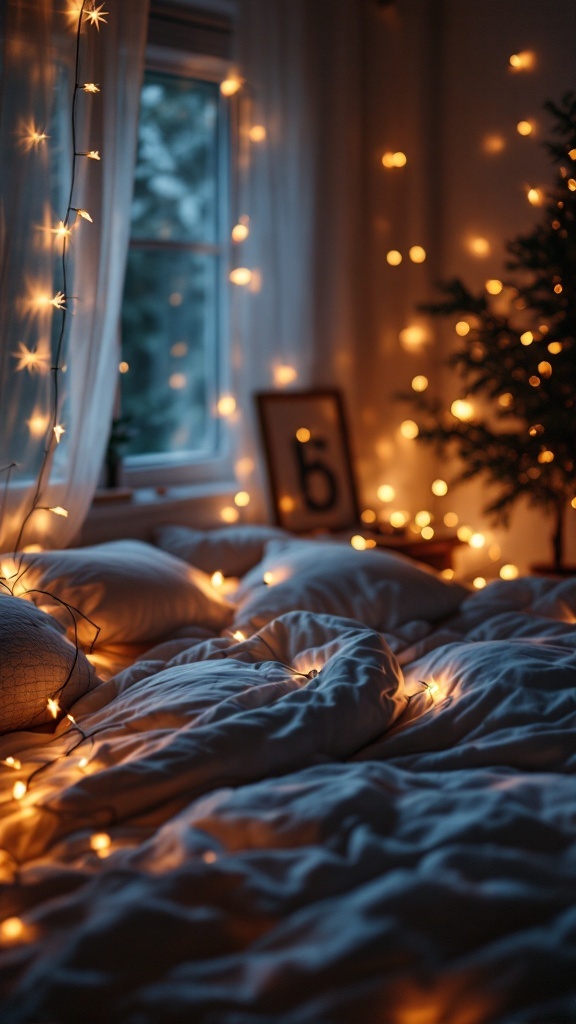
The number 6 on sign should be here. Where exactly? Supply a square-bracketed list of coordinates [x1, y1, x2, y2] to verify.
[256, 390, 360, 533]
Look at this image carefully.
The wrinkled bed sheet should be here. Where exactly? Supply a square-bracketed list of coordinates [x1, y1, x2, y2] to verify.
[1, 577, 576, 1023]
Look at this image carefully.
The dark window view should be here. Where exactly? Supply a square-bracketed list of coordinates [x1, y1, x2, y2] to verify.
[120, 71, 225, 459]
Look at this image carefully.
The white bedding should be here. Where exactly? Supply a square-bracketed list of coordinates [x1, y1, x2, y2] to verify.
[1, 547, 575, 1023]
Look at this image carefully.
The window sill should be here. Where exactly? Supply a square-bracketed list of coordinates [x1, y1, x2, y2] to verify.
[77, 480, 239, 547]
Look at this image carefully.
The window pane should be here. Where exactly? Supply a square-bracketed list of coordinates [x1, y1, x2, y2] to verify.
[130, 72, 220, 244]
[120, 248, 219, 457]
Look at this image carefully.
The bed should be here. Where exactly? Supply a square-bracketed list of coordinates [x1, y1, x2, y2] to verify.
[1, 527, 575, 1023]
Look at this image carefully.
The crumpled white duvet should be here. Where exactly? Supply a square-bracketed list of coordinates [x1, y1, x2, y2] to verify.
[1, 578, 576, 1024]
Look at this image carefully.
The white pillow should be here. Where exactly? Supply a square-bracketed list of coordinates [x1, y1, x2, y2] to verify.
[10, 540, 234, 648]
[154, 523, 287, 577]
[0, 593, 97, 732]
[233, 538, 467, 633]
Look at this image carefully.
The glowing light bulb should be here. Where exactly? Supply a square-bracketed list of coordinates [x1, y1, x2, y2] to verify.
[399, 325, 428, 350]
[0, 917, 25, 942]
[527, 187, 543, 205]
[473, 577, 487, 589]
[441, 568, 455, 580]
[568, 179, 576, 192]
[84, 4, 108, 29]
[538, 450, 554, 464]
[90, 832, 111, 852]
[12, 781, 27, 801]
[75, 208, 93, 223]
[78, 757, 89, 769]
[53, 424, 66, 443]
[520, 331, 533, 346]
[296, 427, 311, 443]
[119, 361, 129, 373]
[457, 525, 473, 542]
[377, 484, 395, 503]
[498, 392, 513, 407]
[350, 535, 367, 550]
[274, 364, 298, 386]
[381, 151, 407, 168]
[538, 361, 552, 377]
[421, 526, 435, 540]
[444, 511, 458, 528]
[51, 220, 72, 240]
[48, 506, 68, 518]
[220, 74, 242, 97]
[409, 246, 426, 263]
[389, 511, 407, 528]
[232, 630, 245, 642]
[220, 506, 239, 524]
[2, 757, 21, 770]
[411, 375, 428, 392]
[469, 237, 490, 256]
[229, 267, 252, 286]
[554, 283, 563, 294]
[500, 564, 519, 580]
[485, 279, 503, 294]
[529, 375, 540, 387]
[231, 217, 250, 242]
[217, 395, 236, 416]
[12, 342, 50, 375]
[431, 479, 448, 496]
[414, 510, 432, 528]
[455, 321, 470, 337]
[82, 83, 100, 93]
[263, 571, 274, 585]
[47, 697, 60, 718]
[249, 124, 266, 142]
[509, 51, 534, 71]
[202, 850, 217, 863]
[386, 250, 402, 266]
[483, 134, 505, 154]
[450, 399, 474, 421]
[279, 495, 295, 513]
[234, 491, 250, 507]
[361, 508, 377, 524]
[547, 341, 562, 354]
[211, 571, 224, 589]
[516, 120, 533, 136]
[571, 497, 576, 509]
[168, 373, 187, 390]
[399, 419, 419, 439]
[469, 532, 486, 549]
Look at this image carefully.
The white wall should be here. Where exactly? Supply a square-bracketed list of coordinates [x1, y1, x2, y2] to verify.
[356, 0, 576, 576]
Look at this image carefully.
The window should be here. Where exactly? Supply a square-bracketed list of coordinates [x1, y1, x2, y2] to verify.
[119, 5, 234, 487]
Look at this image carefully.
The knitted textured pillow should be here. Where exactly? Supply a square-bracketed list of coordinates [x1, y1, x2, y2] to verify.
[0, 593, 97, 732]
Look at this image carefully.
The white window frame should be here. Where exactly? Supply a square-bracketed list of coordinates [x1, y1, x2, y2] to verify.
[121, 38, 235, 491]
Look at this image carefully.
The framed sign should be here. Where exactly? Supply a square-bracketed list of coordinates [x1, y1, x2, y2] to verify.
[256, 389, 360, 533]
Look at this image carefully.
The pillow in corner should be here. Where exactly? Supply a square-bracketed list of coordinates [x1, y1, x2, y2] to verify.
[233, 537, 468, 634]
[0, 593, 97, 732]
[154, 523, 288, 577]
[10, 540, 234, 648]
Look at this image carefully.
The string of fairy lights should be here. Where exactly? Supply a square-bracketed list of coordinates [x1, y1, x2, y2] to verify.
[0, 2, 109, 832]
[1, 1, 107, 556]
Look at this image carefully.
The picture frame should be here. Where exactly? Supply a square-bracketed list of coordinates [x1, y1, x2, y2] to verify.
[256, 389, 360, 533]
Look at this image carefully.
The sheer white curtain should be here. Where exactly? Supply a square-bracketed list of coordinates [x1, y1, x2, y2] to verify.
[231, 0, 363, 519]
[0, 0, 149, 551]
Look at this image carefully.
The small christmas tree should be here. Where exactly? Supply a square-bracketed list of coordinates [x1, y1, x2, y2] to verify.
[410, 93, 576, 571]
